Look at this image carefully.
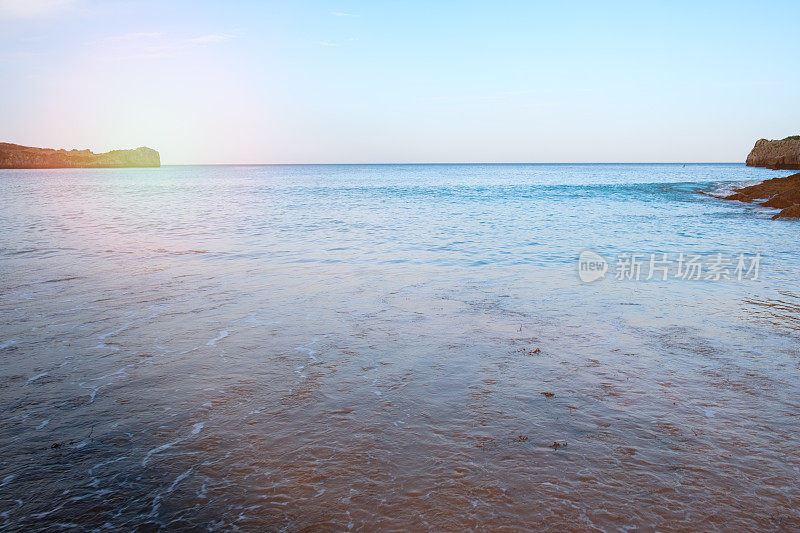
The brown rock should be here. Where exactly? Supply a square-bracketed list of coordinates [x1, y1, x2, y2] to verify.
[761, 188, 800, 209]
[724, 192, 754, 202]
[746, 136, 800, 170]
[772, 204, 800, 220]
[734, 172, 800, 199]
[720, 172, 800, 220]
[761, 196, 794, 209]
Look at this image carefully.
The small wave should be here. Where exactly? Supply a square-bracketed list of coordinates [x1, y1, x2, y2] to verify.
[207, 331, 229, 346]
[142, 439, 182, 467]
[26, 372, 48, 384]
[705, 179, 762, 199]
[98, 321, 136, 340]
[39, 276, 82, 284]
[149, 467, 195, 518]
[88, 456, 128, 477]
[142, 422, 205, 466]
[154, 248, 209, 255]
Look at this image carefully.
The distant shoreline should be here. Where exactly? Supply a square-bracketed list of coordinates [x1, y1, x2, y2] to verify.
[142, 162, 747, 167]
[0, 143, 160, 169]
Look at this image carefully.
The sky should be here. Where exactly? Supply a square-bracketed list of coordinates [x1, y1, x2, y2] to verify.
[1, 0, 798, 164]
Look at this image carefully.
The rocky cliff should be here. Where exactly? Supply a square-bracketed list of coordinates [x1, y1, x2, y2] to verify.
[0, 143, 160, 168]
[745, 136, 800, 170]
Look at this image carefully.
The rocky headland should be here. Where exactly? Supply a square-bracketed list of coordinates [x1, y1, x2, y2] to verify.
[746, 136, 800, 170]
[718, 136, 800, 219]
[0, 143, 160, 168]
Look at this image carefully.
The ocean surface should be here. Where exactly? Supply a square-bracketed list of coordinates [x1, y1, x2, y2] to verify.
[1, 163, 799, 531]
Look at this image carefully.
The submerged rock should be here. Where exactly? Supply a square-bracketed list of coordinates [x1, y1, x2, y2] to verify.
[724, 192, 754, 202]
[0, 143, 160, 168]
[761, 188, 800, 209]
[733, 172, 800, 199]
[772, 204, 800, 220]
[746, 136, 800, 170]
[722, 172, 800, 220]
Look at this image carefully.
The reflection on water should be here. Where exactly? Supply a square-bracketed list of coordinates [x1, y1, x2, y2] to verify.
[742, 291, 800, 334]
[1, 164, 799, 530]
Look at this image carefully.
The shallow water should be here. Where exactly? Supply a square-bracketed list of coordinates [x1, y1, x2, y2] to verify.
[1, 164, 799, 530]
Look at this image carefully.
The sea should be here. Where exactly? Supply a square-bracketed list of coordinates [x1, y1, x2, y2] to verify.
[1, 163, 799, 530]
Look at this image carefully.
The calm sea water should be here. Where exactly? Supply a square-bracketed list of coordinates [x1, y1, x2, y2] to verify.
[1, 164, 799, 530]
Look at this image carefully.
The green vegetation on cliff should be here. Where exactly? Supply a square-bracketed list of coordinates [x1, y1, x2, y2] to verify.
[0, 143, 160, 168]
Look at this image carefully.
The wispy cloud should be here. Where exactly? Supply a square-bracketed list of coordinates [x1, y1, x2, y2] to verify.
[134, 45, 180, 60]
[0, 50, 42, 62]
[0, 0, 76, 17]
[319, 40, 339, 47]
[112, 32, 164, 42]
[330, 11, 357, 17]
[187, 33, 235, 46]
[96, 31, 237, 62]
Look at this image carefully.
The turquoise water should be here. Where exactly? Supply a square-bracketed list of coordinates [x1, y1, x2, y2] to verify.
[1, 164, 799, 530]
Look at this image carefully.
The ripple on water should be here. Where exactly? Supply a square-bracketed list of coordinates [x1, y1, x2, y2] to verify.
[1, 164, 799, 529]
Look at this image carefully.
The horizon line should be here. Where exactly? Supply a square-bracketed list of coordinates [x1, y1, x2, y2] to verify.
[159, 161, 746, 166]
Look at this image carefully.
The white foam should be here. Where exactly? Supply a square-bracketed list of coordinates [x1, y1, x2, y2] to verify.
[0, 340, 17, 350]
[142, 422, 205, 466]
[167, 468, 193, 492]
[88, 343, 120, 352]
[294, 338, 319, 355]
[31, 502, 66, 519]
[142, 438, 181, 467]
[88, 456, 127, 477]
[26, 372, 48, 384]
[207, 330, 229, 346]
[98, 321, 135, 340]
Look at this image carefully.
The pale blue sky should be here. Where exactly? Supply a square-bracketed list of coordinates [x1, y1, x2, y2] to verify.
[1, 0, 798, 164]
